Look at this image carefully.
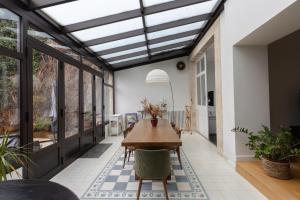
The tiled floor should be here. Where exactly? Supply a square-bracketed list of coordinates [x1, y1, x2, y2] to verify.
[51, 133, 267, 200]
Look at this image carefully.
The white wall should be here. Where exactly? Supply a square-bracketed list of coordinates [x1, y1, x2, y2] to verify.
[219, 0, 296, 163]
[115, 57, 191, 115]
[233, 46, 270, 159]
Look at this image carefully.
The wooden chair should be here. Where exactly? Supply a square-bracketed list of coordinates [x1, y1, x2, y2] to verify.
[134, 149, 171, 200]
[123, 126, 135, 168]
[172, 126, 183, 169]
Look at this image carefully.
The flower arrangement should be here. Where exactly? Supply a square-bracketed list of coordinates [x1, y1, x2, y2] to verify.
[141, 98, 166, 119]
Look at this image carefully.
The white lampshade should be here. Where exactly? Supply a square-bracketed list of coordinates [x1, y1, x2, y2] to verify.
[145, 69, 170, 83]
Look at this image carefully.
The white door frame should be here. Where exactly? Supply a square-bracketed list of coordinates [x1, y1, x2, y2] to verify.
[196, 53, 209, 138]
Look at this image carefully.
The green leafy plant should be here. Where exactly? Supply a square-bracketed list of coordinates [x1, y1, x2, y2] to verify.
[0, 134, 31, 181]
[232, 126, 300, 162]
[34, 118, 51, 131]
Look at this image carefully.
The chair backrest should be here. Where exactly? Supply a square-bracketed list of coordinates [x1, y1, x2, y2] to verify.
[134, 149, 171, 179]
[173, 125, 182, 139]
[123, 126, 133, 138]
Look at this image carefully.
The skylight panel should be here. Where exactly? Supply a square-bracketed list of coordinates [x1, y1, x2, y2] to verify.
[143, 0, 174, 7]
[151, 45, 187, 55]
[42, 0, 140, 26]
[71, 17, 143, 42]
[149, 35, 196, 49]
[148, 21, 205, 40]
[109, 55, 148, 64]
[89, 35, 146, 52]
[101, 46, 148, 59]
[145, 0, 217, 26]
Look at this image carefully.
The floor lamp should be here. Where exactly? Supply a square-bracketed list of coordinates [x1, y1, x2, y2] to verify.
[145, 69, 175, 126]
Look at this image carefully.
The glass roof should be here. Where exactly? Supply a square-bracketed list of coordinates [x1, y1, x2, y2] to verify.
[151, 46, 187, 56]
[109, 54, 148, 64]
[101, 46, 148, 59]
[89, 35, 146, 52]
[42, 0, 141, 26]
[143, 0, 174, 7]
[38, 0, 222, 69]
[149, 35, 197, 49]
[72, 17, 143, 41]
[148, 21, 206, 40]
[145, 0, 217, 26]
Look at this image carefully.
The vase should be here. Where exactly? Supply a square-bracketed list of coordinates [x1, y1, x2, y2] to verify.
[151, 118, 158, 127]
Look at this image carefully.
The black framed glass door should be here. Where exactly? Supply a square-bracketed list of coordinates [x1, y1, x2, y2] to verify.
[27, 40, 62, 179]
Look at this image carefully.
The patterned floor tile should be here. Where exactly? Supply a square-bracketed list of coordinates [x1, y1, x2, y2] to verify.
[81, 148, 209, 200]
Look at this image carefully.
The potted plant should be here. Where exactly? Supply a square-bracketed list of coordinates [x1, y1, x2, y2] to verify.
[0, 134, 32, 181]
[141, 98, 165, 127]
[233, 126, 300, 179]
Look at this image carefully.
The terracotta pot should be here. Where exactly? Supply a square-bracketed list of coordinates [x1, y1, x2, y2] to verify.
[151, 118, 158, 127]
[261, 157, 292, 180]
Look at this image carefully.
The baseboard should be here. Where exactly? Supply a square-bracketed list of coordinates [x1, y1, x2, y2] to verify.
[236, 154, 255, 161]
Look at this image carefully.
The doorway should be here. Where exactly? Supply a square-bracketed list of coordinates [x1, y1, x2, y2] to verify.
[25, 37, 105, 179]
[196, 43, 217, 146]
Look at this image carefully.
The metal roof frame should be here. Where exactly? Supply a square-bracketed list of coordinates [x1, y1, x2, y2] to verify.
[3, 0, 226, 71]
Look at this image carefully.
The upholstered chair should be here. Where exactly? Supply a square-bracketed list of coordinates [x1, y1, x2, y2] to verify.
[134, 149, 171, 200]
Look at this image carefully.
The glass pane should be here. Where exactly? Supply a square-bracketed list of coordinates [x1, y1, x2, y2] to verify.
[200, 74, 206, 106]
[200, 57, 205, 72]
[95, 76, 102, 125]
[104, 86, 113, 121]
[72, 17, 143, 42]
[42, 0, 140, 26]
[196, 61, 200, 74]
[83, 71, 93, 131]
[82, 58, 101, 72]
[89, 35, 145, 52]
[0, 8, 20, 51]
[149, 35, 196, 49]
[64, 63, 79, 138]
[28, 26, 80, 61]
[101, 46, 147, 59]
[147, 21, 205, 40]
[145, 0, 217, 26]
[109, 54, 148, 64]
[32, 50, 58, 151]
[104, 71, 113, 85]
[197, 76, 201, 106]
[143, 0, 174, 7]
[0, 56, 20, 146]
[151, 45, 186, 56]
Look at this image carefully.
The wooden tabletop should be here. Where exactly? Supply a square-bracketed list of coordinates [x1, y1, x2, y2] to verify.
[121, 119, 182, 148]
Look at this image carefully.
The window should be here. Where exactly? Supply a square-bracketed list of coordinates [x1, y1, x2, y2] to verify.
[104, 70, 113, 85]
[0, 7, 20, 51]
[82, 58, 101, 72]
[83, 71, 93, 131]
[64, 63, 79, 138]
[104, 86, 113, 120]
[28, 26, 80, 61]
[95, 76, 102, 125]
[196, 55, 207, 106]
[32, 50, 58, 150]
[0, 56, 20, 143]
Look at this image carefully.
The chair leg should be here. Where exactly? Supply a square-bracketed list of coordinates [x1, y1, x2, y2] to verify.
[123, 147, 127, 168]
[128, 151, 131, 162]
[176, 147, 183, 169]
[137, 178, 143, 200]
[162, 177, 169, 200]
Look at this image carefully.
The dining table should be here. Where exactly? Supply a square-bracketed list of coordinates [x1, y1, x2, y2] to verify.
[121, 119, 182, 149]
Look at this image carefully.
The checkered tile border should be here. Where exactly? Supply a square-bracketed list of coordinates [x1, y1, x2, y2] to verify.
[81, 147, 208, 200]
